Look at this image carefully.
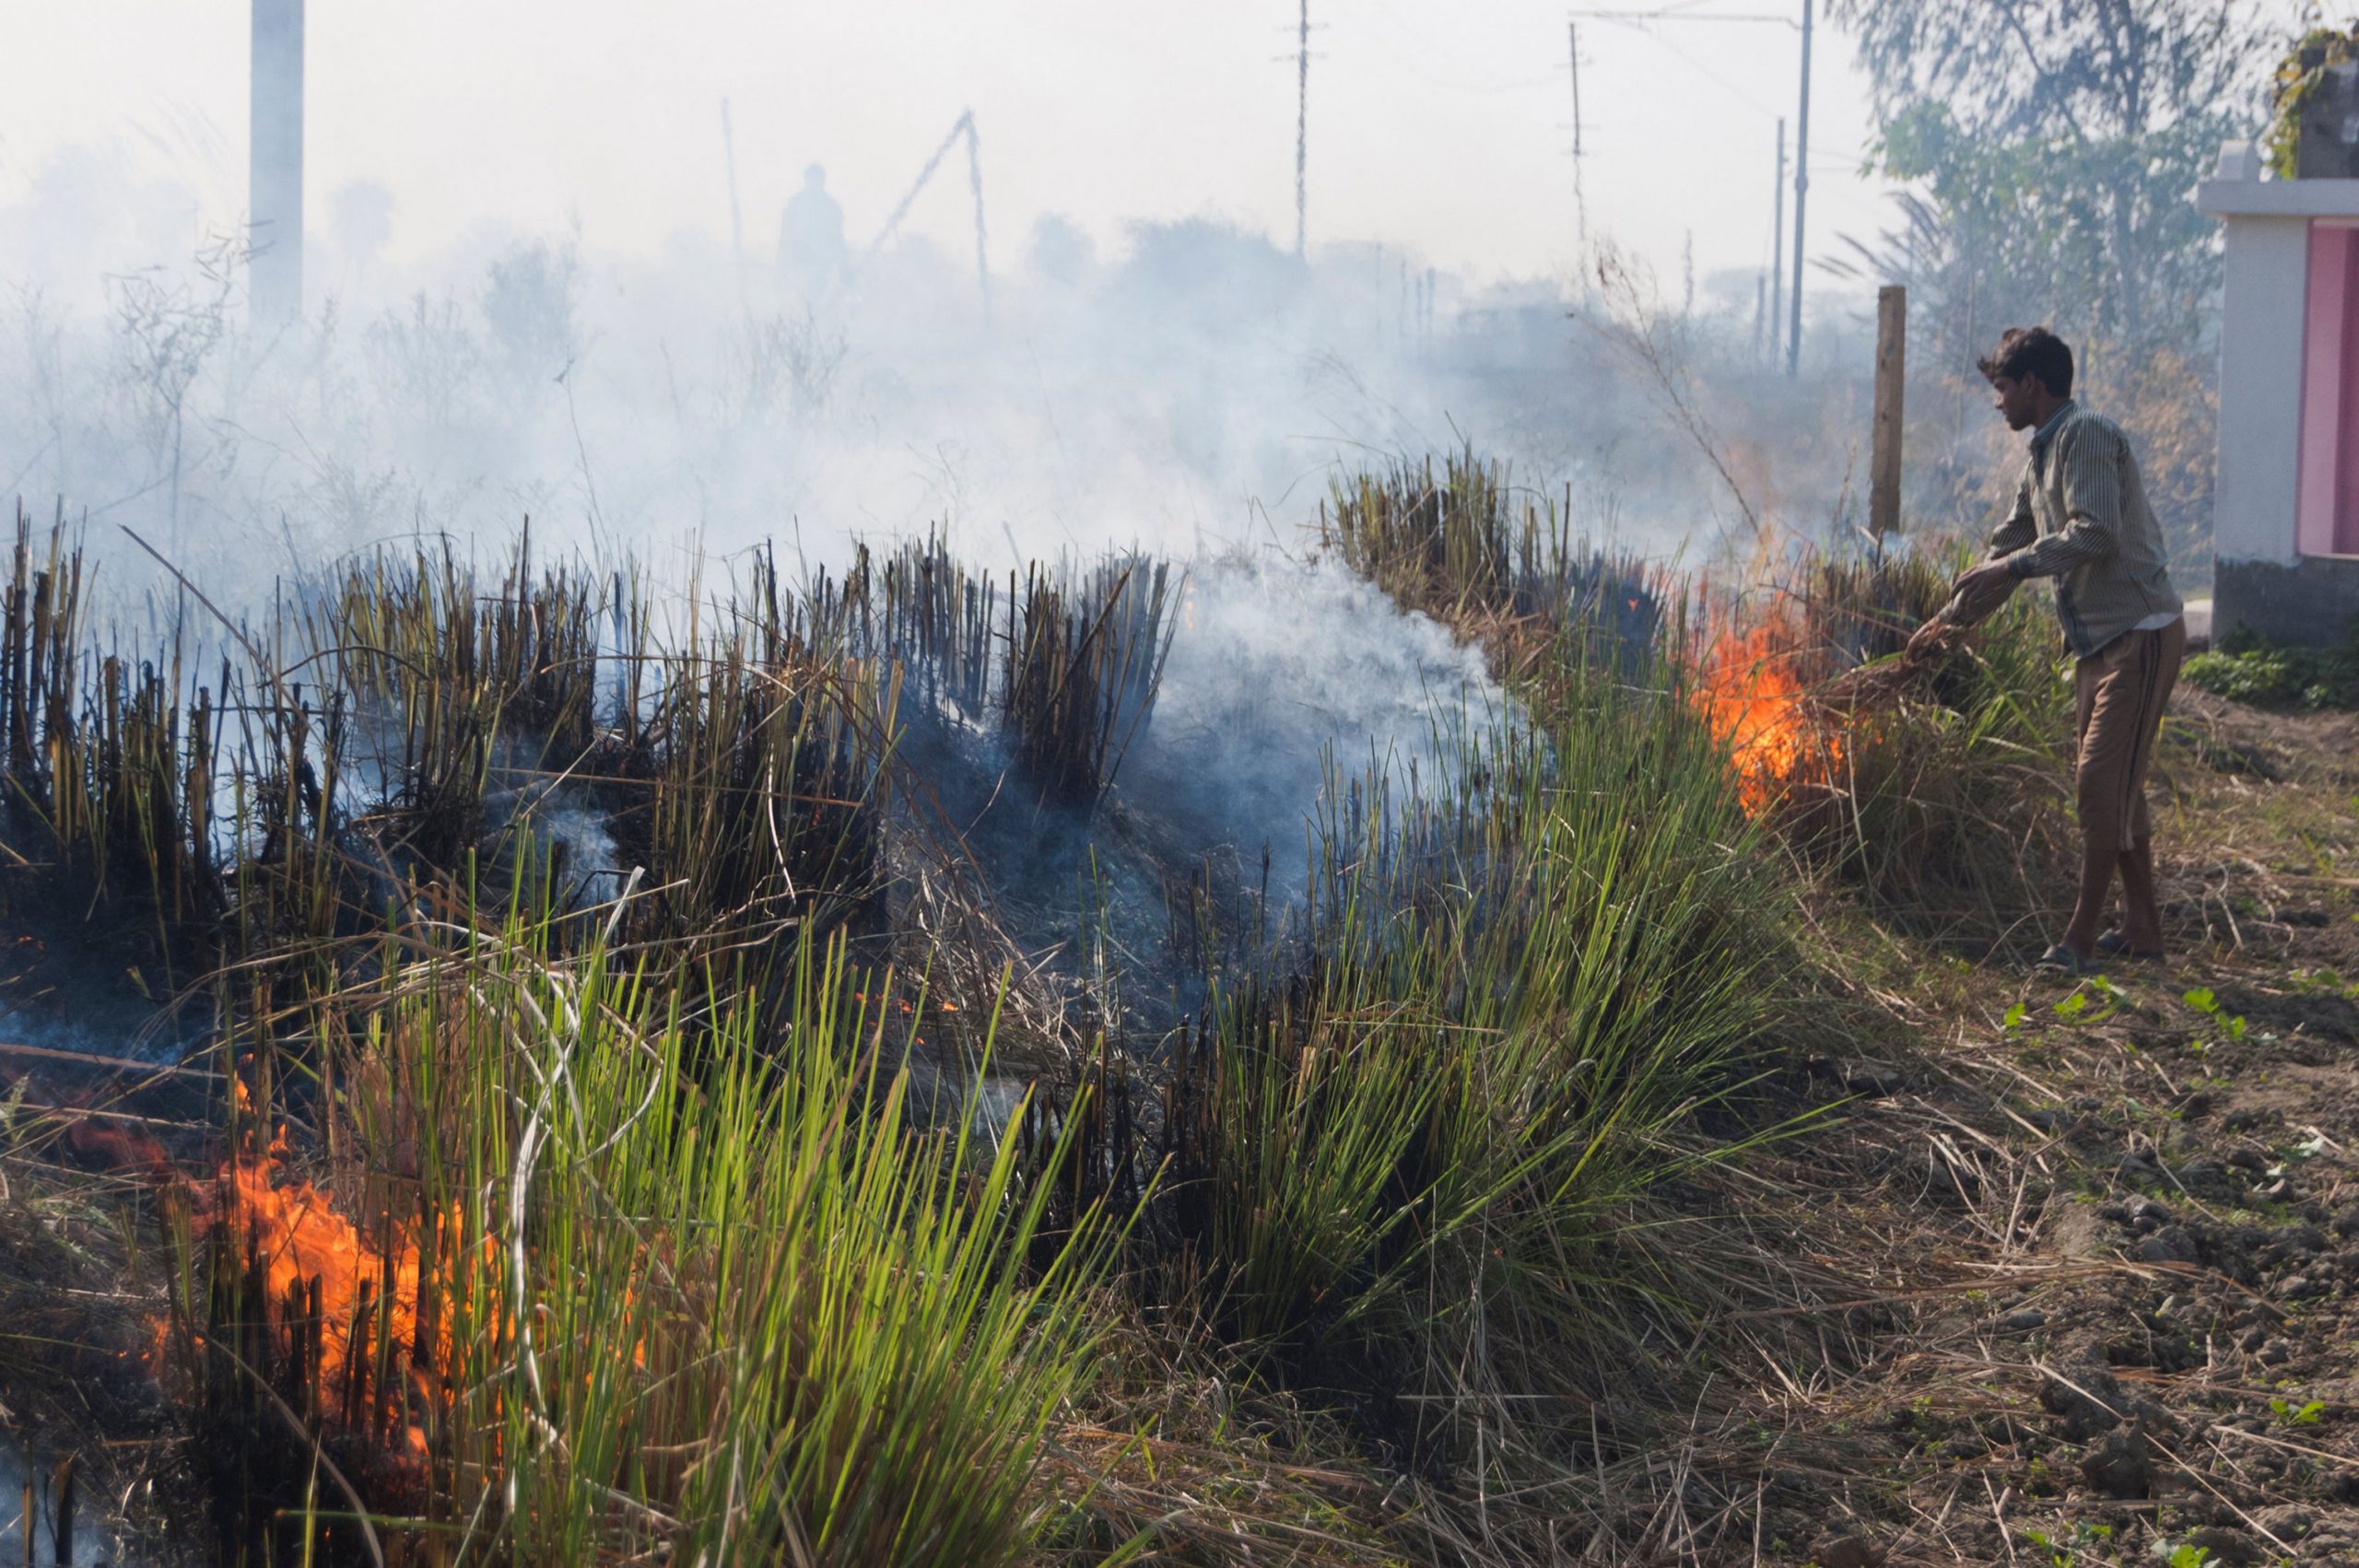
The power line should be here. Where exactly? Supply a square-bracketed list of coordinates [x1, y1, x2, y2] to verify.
[1565, 1, 1814, 376]
[1567, 6, 1796, 21]
[1360, 0, 1557, 91]
[1616, 25, 1781, 116]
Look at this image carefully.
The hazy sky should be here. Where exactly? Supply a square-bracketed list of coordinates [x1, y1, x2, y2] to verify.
[4, 1, 1900, 294]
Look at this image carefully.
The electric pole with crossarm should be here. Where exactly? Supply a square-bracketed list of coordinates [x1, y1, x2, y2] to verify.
[1295, 0, 1311, 259]
[1786, 0, 1813, 379]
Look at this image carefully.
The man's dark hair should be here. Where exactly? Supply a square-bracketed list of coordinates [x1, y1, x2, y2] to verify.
[1978, 326, 2074, 397]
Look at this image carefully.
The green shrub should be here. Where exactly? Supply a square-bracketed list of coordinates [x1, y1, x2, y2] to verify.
[2268, 25, 2359, 180]
[2183, 622, 2359, 710]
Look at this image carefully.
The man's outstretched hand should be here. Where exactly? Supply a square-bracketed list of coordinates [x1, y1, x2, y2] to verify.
[1903, 560, 2019, 664]
[1948, 559, 2019, 620]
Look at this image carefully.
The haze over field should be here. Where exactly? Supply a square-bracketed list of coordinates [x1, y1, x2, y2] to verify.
[4, 3, 1901, 289]
[0, 2, 1933, 608]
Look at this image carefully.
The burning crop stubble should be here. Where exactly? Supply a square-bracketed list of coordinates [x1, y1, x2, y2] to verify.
[0, 152, 1973, 1561]
[0, 393, 2095, 1562]
[0, 26, 2160, 1550]
[0, 444, 1848, 1556]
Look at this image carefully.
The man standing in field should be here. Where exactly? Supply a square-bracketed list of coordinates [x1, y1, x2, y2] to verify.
[1907, 327, 2185, 975]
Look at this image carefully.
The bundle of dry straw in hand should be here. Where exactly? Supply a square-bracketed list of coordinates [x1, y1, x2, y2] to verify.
[1820, 569, 2009, 713]
[1819, 651, 1925, 713]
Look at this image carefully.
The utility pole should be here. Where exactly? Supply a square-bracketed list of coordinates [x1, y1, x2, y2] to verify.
[1770, 117, 1786, 368]
[965, 112, 992, 323]
[1567, 21, 1589, 245]
[1786, 0, 1813, 379]
[720, 98, 749, 318]
[249, 0, 304, 323]
[1295, 0, 1311, 259]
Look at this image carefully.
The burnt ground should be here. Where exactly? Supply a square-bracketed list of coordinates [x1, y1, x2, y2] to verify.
[1747, 690, 2359, 1567]
[6, 683, 2359, 1565]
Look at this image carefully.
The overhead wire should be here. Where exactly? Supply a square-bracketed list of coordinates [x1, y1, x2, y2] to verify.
[1353, 0, 1565, 93]
[1590, 15, 1787, 120]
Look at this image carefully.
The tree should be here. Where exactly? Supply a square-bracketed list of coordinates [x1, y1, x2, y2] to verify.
[1829, 0, 2283, 571]
[1832, 0, 2275, 347]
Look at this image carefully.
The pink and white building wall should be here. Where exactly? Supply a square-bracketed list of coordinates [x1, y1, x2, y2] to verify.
[2201, 142, 2359, 644]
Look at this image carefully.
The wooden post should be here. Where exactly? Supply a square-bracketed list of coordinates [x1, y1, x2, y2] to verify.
[1870, 284, 1907, 547]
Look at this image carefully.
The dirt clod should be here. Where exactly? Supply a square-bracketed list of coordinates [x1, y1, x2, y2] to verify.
[2184, 1525, 2264, 1563]
[2040, 1366, 2132, 1441]
[2135, 1224, 2200, 1264]
[1808, 1531, 1888, 1568]
[2076, 1423, 2154, 1498]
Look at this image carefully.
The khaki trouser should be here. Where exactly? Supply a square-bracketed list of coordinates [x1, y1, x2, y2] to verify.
[2071, 618, 2185, 855]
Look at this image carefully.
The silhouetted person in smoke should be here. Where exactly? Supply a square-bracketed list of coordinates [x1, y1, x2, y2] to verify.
[778, 163, 848, 298]
[1905, 327, 2184, 976]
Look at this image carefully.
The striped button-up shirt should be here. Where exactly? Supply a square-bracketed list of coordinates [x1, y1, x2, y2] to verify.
[1989, 400, 2182, 661]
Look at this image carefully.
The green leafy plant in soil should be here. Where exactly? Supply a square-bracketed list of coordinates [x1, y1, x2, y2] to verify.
[1159, 530, 1814, 1539]
[1198, 638, 1782, 1351]
[2184, 622, 2359, 711]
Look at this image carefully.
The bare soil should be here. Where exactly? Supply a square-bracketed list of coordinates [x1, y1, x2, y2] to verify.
[1748, 691, 2359, 1567]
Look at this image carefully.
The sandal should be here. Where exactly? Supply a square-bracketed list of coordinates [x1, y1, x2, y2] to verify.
[2095, 930, 2165, 962]
[2033, 945, 2092, 976]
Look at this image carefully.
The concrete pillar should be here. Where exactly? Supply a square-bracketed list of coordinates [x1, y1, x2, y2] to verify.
[250, 0, 304, 323]
[2197, 141, 2359, 644]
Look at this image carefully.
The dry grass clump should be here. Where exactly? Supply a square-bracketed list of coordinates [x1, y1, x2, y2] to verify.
[0, 1093, 192, 1562]
[0, 506, 1185, 996]
[855, 532, 1176, 809]
[1101, 644, 1811, 1548]
[1316, 452, 2071, 949]
[158, 921, 1121, 1566]
[1319, 446, 1664, 682]
[1791, 548, 2075, 949]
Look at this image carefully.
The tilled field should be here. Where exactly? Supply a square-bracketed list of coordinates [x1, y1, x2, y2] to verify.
[1750, 693, 2359, 1566]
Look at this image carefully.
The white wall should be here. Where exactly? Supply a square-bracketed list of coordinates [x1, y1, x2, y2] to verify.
[2215, 212, 2311, 567]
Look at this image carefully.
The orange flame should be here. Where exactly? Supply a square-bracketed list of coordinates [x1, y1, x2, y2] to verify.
[216, 1165, 421, 1373]
[1692, 617, 1838, 814]
[181, 1155, 437, 1457]
[147, 1071, 649, 1485]
[169, 1141, 631, 1469]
